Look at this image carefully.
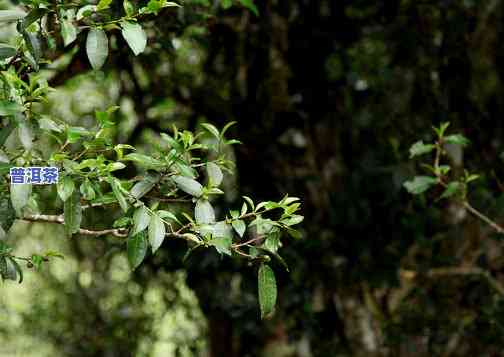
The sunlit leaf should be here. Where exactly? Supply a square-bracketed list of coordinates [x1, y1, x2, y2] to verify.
[148, 213, 165, 253]
[133, 205, 150, 235]
[195, 199, 215, 224]
[172, 175, 203, 197]
[121, 21, 147, 56]
[86, 28, 108, 70]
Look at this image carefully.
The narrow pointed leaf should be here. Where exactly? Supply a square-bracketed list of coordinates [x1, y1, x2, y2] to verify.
[64, 191, 82, 236]
[22, 31, 41, 62]
[110, 178, 129, 212]
[61, 20, 77, 47]
[97, 0, 113, 11]
[258, 263, 277, 319]
[148, 213, 165, 253]
[86, 28, 108, 70]
[232, 219, 246, 237]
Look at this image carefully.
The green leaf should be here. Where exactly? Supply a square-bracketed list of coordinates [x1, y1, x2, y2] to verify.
[440, 181, 462, 200]
[23, 51, 38, 71]
[280, 215, 304, 227]
[133, 205, 150, 235]
[258, 264, 277, 319]
[156, 210, 180, 224]
[121, 22, 147, 56]
[195, 199, 215, 224]
[207, 236, 232, 256]
[172, 175, 203, 197]
[123, 153, 165, 170]
[31, 254, 43, 270]
[0, 256, 7, 281]
[434, 122, 450, 137]
[263, 232, 281, 253]
[0, 100, 23, 116]
[22, 8, 47, 29]
[200, 123, 220, 138]
[113, 216, 131, 228]
[403, 176, 438, 195]
[61, 20, 77, 47]
[107, 162, 126, 172]
[130, 181, 154, 199]
[80, 180, 96, 201]
[0, 195, 16, 233]
[7, 257, 23, 283]
[64, 191, 82, 236]
[123, 0, 135, 16]
[0, 44, 16, 60]
[444, 134, 470, 147]
[110, 178, 129, 212]
[160, 133, 183, 151]
[148, 213, 165, 253]
[39, 117, 63, 133]
[232, 219, 246, 238]
[66, 126, 92, 143]
[220, 0, 232, 9]
[76, 5, 97, 20]
[243, 196, 255, 210]
[10, 183, 32, 215]
[238, 0, 259, 15]
[44, 251, 65, 260]
[3, 257, 18, 281]
[220, 121, 237, 137]
[466, 174, 480, 183]
[206, 162, 223, 187]
[97, 0, 113, 11]
[17, 122, 33, 150]
[57, 176, 75, 202]
[127, 231, 147, 270]
[22, 31, 41, 62]
[86, 28, 108, 70]
[198, 221, 233, 240]
[409, 140, 435, 158]
[0, 10, 26, 23]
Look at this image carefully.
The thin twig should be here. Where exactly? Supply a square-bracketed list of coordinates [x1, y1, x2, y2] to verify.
[463, 201, 504, 235]
[22, 214, 128, 238]
[231, 235, 264, 248]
